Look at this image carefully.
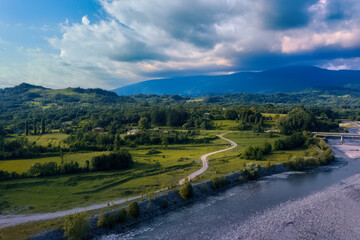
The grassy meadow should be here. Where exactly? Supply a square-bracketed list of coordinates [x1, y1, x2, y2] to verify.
[0, 120, 307, 214]
[0, 138, 227, 213]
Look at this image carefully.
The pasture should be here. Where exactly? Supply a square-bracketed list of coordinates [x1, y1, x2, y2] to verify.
[0, 139, 227, 213]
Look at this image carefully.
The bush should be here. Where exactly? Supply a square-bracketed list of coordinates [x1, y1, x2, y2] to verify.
[92, 150, 133, 171]
[97, 211, 116, 228]
[63, 212, 89, 240]
[243, 163, 260, 180]
[179, 180, 193, 200]
[244, 146, 263, 160]
[117, 208, 127, 223]
[97, 209, 128, 228]
[274, 132, 305, 150]
[28, 162, 58, 177]
[127, 201, 140, 219]
[160, 198, 168, 209]
[146, 149, 162, 155]
[211, 176, 228, 190]
[61, 161, 82, 174]
[265, 160, 271, 171]
[262, 142, 272, 155]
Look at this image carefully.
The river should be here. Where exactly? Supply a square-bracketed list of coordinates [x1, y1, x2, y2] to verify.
[99, 124, 360, 240]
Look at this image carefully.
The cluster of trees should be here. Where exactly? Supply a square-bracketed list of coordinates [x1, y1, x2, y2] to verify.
[274, 132, 308, 150]
[1, 151, 133, 180]
[277, 106, 338, 135]
[28, 161, 84, 177]
[24, 118, 46, 136]
[243, 142, 272, 160]
[91, 150, 133, 171]
[287, 140, 335, 170]
[0, 137, 62, 160]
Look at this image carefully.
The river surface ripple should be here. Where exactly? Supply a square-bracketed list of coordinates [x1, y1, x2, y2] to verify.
[99, 125, 360, 240]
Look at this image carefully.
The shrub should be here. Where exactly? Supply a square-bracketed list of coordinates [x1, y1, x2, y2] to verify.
[243, 163, 260, 180]
[179, 180, 193, 200]
[274, 132, 306, 150]
[92, 150, 133, 171]
[61, 161, 82, 174]
[238, 176, 245, 182]
[28, 161, 58, 177]
[63, 212, 89, 240]
[97, 209, 128, 228]
[265, 160, 271, 171]
[146, 149, 162, 155]
[117, 208, 127, 223]
[262, 142, 272, 155]
[211, 176, 228, 190]
[160, 198, 168, 209]
[127, 201, 140, 219]
[97, 211, 117, 228]
[244, 146, 263, 160]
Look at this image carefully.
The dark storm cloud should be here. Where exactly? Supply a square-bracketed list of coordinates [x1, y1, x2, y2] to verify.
[259, 0, 317, 30]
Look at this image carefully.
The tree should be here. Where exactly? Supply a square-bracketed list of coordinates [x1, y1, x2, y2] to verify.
[25, 120, 29, 136]
[41, 117, 46, 135]
[33, 120, 37, 135]
[127, 202, 140, 218]
[138, 117, 151, 131]
[63, 212, 89, 240]
[114, 134, 121, 151]
[179, 179, 193, 200]
[91, 150, 133, 171]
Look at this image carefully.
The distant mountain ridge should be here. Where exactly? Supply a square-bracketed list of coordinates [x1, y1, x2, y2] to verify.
[113, 66, 360, 96]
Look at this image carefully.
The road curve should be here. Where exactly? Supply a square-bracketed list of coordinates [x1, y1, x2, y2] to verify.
[179, 132, 238, 185]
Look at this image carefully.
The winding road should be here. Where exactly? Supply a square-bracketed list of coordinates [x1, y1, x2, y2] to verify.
[179, 132, 238, 185]
[0, 133, 237, 229]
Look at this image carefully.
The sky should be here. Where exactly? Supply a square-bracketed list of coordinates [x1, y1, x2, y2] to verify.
[1, 0, 360, 89]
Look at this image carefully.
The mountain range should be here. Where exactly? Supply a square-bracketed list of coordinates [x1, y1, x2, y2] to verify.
[113, 66, 360, 96]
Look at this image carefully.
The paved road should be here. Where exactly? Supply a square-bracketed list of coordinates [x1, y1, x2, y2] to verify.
[0, 133, 237, 229]
[179, 133, 238, 185]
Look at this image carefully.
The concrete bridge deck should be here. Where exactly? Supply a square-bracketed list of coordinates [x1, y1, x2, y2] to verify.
[312, 132, 360, 143]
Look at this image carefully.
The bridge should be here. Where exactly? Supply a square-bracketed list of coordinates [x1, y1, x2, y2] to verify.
[312, 132, 360, 143]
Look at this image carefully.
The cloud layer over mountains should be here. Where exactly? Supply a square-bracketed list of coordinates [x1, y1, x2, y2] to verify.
[2, 0, 360, 89]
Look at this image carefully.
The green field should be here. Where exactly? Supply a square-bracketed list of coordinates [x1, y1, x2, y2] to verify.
[0, 152, 109, 174]
[213, 120, 239, 130]
[0, 139, 227, 213]
[26, 133, 69, 148]
[0, 129, 305, 214]
[196, 131, 303, 180]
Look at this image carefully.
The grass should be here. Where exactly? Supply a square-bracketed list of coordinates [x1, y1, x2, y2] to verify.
[0, 129, 310, 240]
[26, 133, 69, 148]
[0, 140, 227, 214]
[196, 131, 303, 181]
[213, 120, 239, 130]
[0, 152, 109, 174]
[0, 129, 307, 215]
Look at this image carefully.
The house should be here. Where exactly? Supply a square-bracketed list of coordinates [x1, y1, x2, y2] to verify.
[127, 129, 139, 135]
[92, 127, 105, 133]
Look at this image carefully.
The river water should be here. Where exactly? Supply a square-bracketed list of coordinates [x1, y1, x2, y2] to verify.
[99, 125, 360, 240]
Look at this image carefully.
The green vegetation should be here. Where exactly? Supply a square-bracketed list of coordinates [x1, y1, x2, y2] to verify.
[211, 176, 228, 190]
[179, 180, 194, 200]
[286, 140, 335, 170]
[0, 83, 343, 217]
[91, 150, 133, 171]
[63, 212, 89, 240]
[127, 202, 140, 219]
[243, 163, 260, 180]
